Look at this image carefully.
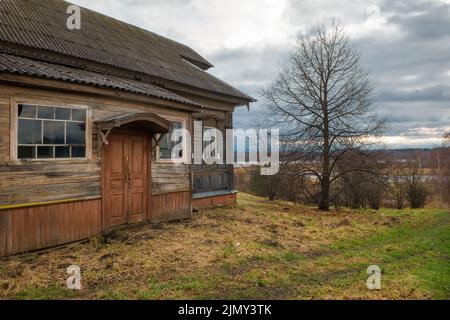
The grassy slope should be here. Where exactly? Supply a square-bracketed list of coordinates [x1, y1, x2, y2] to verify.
[0, 193, 449, 300]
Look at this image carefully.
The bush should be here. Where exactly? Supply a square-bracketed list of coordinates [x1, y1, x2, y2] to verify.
[406, 164, 431, 209]
[249, 167, 282, 201]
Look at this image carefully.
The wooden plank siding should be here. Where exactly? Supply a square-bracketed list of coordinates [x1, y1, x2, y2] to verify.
[193, 193, 237, 209]
[0, 199, 101, 257]
[0, 97, 11, 164]
[150, 191, 192, 222]
[151, 163, 191, 194]
[0, 161, 101, 206]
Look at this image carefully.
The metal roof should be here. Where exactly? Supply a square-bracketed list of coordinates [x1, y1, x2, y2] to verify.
[0, 53, 201, 107]
[0, 0, 255, 102]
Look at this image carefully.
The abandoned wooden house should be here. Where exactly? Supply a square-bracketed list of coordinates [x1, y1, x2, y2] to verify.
[0, 0, 254, 257]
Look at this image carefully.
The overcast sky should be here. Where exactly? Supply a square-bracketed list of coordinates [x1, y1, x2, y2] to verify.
[72, 0, 450, 149]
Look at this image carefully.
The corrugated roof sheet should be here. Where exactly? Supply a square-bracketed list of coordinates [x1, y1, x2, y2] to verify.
[0, 0, 254, 102]
[0, 53, 200, 107]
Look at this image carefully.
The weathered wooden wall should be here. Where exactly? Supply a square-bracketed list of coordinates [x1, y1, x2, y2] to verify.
[151, 163, 191, 194]
[150, 190, 192, 222]
[0, 97, 10, 164]
[193, 193, 237, 209]
[0, 199, 101, 257]
[0, 161, 101, 206]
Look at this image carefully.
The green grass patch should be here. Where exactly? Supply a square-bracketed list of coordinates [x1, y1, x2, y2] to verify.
[1, 193, 448, 300]
[15, 285, 80, 300]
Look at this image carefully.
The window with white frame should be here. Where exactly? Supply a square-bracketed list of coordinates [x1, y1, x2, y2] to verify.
[158, 120, 185, 161]
[16, 104, 87, 160]
[202, 126, 222, 162]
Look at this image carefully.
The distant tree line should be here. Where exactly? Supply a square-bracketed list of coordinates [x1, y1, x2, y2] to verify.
[244, 131, 450, 210]
[246, 160, 431, 210]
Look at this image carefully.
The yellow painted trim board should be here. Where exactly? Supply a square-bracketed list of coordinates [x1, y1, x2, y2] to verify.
[0, 197, 101, 211]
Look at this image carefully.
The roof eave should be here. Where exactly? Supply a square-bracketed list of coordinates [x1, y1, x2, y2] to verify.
[0, 72, 201, 112]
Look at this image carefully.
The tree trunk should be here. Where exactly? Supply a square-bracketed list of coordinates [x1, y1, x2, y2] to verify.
[319, 178, 330, 210]
[396, 199, 403, 210]
[320, 103, 331, 211]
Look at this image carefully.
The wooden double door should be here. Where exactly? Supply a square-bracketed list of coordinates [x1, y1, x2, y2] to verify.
[103, 133, 149, 228]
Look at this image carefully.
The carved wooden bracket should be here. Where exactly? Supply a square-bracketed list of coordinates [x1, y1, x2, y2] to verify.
[97, 129, 112, 155]
[100, 129, 112, 145]
[151, 134, 164, 152]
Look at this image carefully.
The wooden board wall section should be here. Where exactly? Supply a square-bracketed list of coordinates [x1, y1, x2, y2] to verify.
[151, 163, 191, 194]
[0, 161, 101, 206]
[150, 191, 192, 223]
[0, 97, 10, 164]
[0, 199, 101, 257]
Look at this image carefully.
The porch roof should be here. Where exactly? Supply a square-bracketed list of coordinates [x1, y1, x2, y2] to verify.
[95, 113, 172, 134]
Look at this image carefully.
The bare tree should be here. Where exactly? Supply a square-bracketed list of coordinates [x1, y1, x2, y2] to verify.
[406, 162, 431, 209]
[334, 150, 387, 209]
[388, 165, 408, 210]
[277, 165, 305, 203]
[250, 167, 283, 201]
[261, 21, 385, 211]
[444, 132, 450, 146]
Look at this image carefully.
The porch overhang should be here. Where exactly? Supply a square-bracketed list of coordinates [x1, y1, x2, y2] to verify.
[95, 112, 172, 134]
[95, 112, 172, 153]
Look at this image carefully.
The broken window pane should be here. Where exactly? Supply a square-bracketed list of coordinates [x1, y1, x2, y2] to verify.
[18, 105, 36, 118]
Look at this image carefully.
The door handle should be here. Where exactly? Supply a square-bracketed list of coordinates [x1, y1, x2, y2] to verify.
[124, 168, 130, 185]
[124, 156, 130, 186]
[124, 168, 131, 186]
[127, 170, 131, 186]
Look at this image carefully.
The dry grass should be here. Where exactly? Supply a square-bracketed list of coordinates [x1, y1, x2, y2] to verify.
[0, 193, 449, 300]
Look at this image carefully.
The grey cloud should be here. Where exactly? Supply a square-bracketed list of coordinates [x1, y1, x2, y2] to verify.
[375, 100, 449, 136]
[377, 85, 450, 102]
[208, 46, 290, 88]
[207, 45, 291, 122]
[382, 0, 450, 40]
